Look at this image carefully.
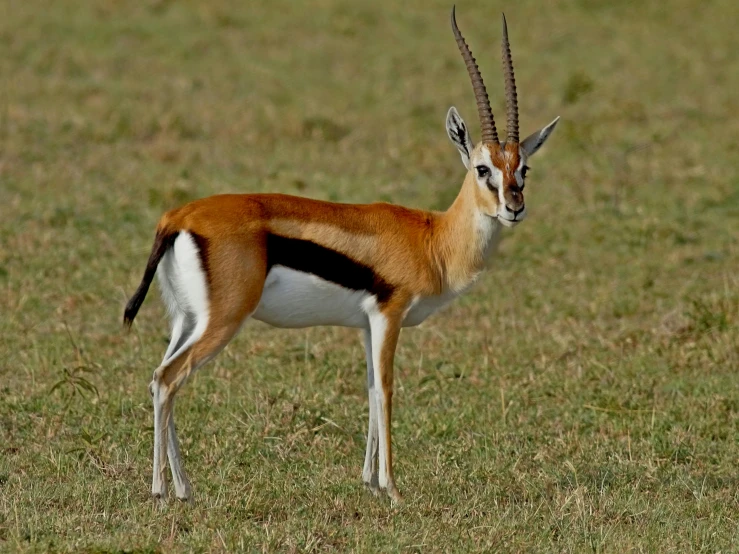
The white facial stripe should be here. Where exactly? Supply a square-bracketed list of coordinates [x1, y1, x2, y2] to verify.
[480, 146, 494, 168]
[491, 166, 503, 189]
[497, 183, 506, 206]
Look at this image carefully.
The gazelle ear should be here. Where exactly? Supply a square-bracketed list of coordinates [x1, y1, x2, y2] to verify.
[446, 106, 474, 170]
[521, 116, 560, 157]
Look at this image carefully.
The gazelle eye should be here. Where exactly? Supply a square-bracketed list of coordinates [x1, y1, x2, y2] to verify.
[521, 165, 530, 179]
[476, 165, 490, 178]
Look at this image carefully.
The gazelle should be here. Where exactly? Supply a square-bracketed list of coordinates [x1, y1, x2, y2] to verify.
[124, 8, 559, 504]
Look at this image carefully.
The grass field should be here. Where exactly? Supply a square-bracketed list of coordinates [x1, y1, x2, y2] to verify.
[1, 0, 738, 551]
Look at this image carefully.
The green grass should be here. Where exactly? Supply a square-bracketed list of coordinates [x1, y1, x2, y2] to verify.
[1, 0, 738, 551]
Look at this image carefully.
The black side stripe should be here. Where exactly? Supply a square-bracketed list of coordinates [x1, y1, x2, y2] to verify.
[266, 233, 394, 304]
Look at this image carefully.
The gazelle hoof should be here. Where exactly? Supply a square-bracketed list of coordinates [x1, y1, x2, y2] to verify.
[364, 473, 381, 496]
[387, 486, 403, 506]
[152, 492, 169, 509]
[365, 482, 381, 496]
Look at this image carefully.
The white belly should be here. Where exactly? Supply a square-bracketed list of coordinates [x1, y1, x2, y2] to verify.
[252, 266, 461, 329]
[253, 266, 370, 328]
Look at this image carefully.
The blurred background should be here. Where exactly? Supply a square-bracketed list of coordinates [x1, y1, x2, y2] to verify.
[1, 0, 737, 551]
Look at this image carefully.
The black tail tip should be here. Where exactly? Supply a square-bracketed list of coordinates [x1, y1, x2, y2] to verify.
[123, 298, 140, 329]
[123, 313, 134, 329]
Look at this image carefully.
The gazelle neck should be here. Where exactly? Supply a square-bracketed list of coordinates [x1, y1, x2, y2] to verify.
[433, 173, 503, 293]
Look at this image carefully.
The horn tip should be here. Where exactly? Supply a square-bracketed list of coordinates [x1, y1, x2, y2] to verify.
[502, 13, 508, 35]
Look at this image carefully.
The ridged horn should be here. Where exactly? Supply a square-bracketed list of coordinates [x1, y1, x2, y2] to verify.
[451, 6, 498, 144]
[501, 13, 519, 143]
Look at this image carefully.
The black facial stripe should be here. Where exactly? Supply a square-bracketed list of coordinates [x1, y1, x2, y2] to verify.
[266, 233, 395, 305]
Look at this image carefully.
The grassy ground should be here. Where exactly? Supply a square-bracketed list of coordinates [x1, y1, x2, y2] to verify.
[1, 0, 738, 551]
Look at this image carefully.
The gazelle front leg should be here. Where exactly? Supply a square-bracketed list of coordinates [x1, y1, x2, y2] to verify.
[367, 299, 406, 504]
[361, 328, 380, 493]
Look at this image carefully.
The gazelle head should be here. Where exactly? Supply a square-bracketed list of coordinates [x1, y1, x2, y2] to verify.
[446, 8, 559, 228]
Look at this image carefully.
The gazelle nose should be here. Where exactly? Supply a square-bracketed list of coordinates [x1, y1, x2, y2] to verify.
[511, 205, 525, 216]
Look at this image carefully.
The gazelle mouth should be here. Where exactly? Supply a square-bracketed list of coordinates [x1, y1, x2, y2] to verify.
[497, 215, 523, 227]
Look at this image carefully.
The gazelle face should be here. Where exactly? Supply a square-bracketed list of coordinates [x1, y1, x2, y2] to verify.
[471, 142, 527, 227]
[446, 106, 560, 228]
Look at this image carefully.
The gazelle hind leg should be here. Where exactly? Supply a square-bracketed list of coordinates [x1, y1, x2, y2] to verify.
[167, 399, 191, 501]
[161, 317, 194, 500]
[150, 333, 201, 502]
[150, 233, 208, 502]
[151, 234, 267, 502]
[150, 370, 171, 501]
[151, 316, 200, 501]
[157, 312, 196, 500]
[361, 328, 380, 493]
[150, 313, 256, 502]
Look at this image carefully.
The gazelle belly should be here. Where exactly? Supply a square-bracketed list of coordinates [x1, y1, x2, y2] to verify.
[253, 266, 370, 328]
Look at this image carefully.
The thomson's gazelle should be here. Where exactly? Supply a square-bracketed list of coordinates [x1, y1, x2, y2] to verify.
[124, 8, 559, 504]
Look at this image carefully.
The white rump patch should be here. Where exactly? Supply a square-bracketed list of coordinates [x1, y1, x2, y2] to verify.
[157, 232, 210, 366]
